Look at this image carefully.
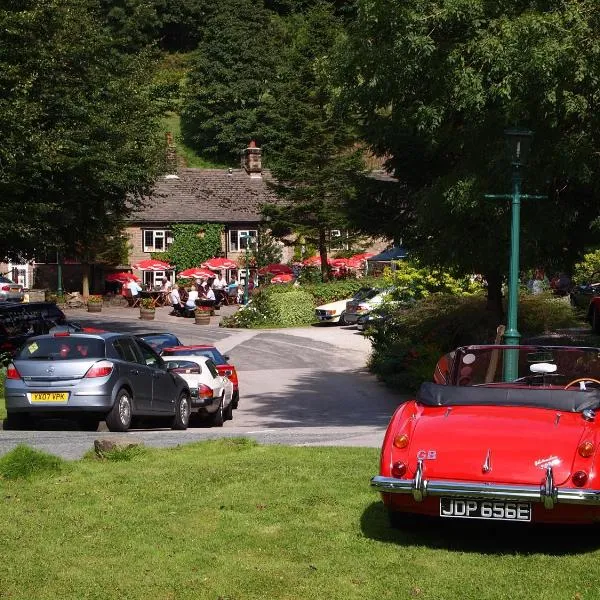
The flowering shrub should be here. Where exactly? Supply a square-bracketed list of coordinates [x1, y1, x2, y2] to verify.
[140, 297, 155, 309]
[87, 295, 103, 304]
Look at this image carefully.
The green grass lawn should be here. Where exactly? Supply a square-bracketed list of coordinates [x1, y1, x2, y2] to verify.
[0, 440, 599, 600]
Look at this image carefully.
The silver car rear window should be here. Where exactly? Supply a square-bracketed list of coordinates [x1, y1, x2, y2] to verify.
[16, 337, 106, 360]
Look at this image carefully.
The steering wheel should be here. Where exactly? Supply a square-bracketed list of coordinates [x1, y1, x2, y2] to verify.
[564, 378, 600, 390]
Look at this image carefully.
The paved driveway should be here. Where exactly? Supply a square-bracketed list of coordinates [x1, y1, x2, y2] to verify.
[0, 305, 407, 458]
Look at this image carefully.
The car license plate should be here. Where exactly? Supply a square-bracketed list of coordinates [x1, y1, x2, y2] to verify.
[30, 392, 69, 403]
[440, 497, 531, 522]
[10, 287, 19, 292]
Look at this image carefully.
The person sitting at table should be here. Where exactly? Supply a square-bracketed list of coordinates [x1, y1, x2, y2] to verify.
[160, 276, 172, 292]
[183, 284, 199, 317]
[127, 278, 142, 297]
[169, 286, 185, 316]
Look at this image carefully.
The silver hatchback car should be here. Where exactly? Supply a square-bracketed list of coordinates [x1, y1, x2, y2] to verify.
[4, 332, 191, 432]
[0, 276, 24, 302]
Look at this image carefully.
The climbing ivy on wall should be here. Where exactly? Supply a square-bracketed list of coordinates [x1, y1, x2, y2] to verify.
[152, 223, 223, 270]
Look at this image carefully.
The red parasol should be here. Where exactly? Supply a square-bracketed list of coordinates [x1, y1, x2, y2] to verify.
[271, 273, 295, 284]
[349, 252, 375, 261]
[178, 267, 215, 279]
[302, 255, 325, 266]
[258, 263, 293, 276]
[132, 259, 173, 271]
[105, 272, 140, 283]
[201, 257, 239, 270]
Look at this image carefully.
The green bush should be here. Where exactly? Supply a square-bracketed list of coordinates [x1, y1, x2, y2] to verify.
[0, 445, 66, 480]
[221, 286, 315, 328]
[367, 293, 581, 393]
[573, 249, 600, 283]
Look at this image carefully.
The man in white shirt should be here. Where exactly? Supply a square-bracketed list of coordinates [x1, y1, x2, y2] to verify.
[127, 279, 142, 296]
[212, 271, 228, 305]
[169, 286, 184, 316]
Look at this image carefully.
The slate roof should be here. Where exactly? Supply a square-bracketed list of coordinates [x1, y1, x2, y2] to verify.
[127, 168, 278, 224]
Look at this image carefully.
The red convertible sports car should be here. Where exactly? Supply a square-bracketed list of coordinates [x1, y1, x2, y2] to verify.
[372, 344, 600, 526]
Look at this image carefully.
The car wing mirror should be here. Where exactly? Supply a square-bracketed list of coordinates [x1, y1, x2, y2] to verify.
[223, 354, 230, 361]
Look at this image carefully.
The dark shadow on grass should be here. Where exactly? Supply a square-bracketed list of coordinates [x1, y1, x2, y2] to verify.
[360, 502, 600, 555]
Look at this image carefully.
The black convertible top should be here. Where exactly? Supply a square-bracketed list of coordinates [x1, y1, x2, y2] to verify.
[417, 381, 600, 413]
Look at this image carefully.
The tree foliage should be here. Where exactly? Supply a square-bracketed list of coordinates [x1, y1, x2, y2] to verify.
[0, 0, 164, 262]
[342, 0, 600, 312]
[153, 223, 223, 271]
[262, 3, 364, 281]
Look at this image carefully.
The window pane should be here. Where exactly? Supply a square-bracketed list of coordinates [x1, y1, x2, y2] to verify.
[144, 230, 154, 249]
[229, 230, 239, 252]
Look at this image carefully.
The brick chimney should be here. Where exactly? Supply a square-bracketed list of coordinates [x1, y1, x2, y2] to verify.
[243, 140, 262, 178]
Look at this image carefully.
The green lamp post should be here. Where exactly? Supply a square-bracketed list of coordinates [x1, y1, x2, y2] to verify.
[485, 128, 544, 381]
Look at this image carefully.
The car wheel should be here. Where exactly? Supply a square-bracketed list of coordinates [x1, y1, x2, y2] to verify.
[223, 395, 233, 421]
[339, 311, 347, 326]
[3, 412, 32, 430]
[231, 390, 239, 409]
[171, 393, 190, 430]
[210, 397, 224, 427]
[593, 309, 600, 334]
[105, 389, 133, 432]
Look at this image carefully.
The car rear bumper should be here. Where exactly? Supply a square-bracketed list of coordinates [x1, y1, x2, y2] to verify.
[342, 312, 362, 324]
[5, 392, 113, 412]
[190, 395, 220, 410]
[371, 461, 600, 509]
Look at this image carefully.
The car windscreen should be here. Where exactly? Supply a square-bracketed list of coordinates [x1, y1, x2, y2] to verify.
[16, 337, 106, 360]
[139, 333, 181, 352]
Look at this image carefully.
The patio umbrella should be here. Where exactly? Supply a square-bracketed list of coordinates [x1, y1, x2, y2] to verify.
[302, 255, 326, 266]
[132, 259, 173, 271]
[271, 273, 294, 284]
[258, 263, 293, 276]
[178, 267, 215, 279]
[105, 272, 140, 283]
[201, 257, 238, 270]
[350, 252, 375, 261]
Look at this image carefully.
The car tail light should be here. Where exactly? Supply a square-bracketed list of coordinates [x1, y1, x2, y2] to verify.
[578, 441, 595, 458]
[1, 285, 9, 291]
[393, 434, 409, 449]
[223, 369, 233, 377]
[54, 332, 70, 337]
[391, 461, 407, 478]
[84, 361, 114, 378]
[198, 384, 213, 399]
[6, 363, 21, 380]
[572, 471, 589, 487]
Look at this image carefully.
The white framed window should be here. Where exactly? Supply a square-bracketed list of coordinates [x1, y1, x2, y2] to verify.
[143, 270, 166, 288]
[8, 263, 29, 287]
[143, 229, 173, 252]
[229, 229, 257, 252]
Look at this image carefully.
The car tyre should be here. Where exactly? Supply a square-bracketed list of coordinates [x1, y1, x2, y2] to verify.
[339, 311, 347, 326]
[223, 396, 233, 421]
[105, 389, 133, 432]
[3, 412, 32, 431]
[231, 390, 239, 409]
[211, 397, 224, 427]
[171, 393, 190, 430]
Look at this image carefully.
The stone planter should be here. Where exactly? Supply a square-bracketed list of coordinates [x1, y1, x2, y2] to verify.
[87, 303, 102, 313]
[140, 307, 156, 321]
[195, 311, 211, 325]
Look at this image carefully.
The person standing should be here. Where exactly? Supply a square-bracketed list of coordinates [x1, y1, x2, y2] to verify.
[212, 271, 228, 305]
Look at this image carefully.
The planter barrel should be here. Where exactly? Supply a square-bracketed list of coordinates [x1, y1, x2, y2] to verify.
[87, 303, 102, 313]
[140, 307, 156, 321]
[195, 312, 211, 325]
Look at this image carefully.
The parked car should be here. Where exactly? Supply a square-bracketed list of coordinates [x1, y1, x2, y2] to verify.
[0, 302, 67, 356]
[314, 298, 352, 324]
[372, 343, 600, 526]
[0, 276, 24, 302]
[314, 287, 382, 325]
[161, 344, 240, 408]
[136, 332, 183, 353]
[569, 274, 600, 311]
[344, 288, 392, 325]
[161, 355, 233, 426]
[4, 332, 191, 432]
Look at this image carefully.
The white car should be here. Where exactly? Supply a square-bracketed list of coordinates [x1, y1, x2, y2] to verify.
[161, 355, 234, 426]
[344, 288, 393, 325]
[314, 298, 353, 324]
[314, 287, 382, 325]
